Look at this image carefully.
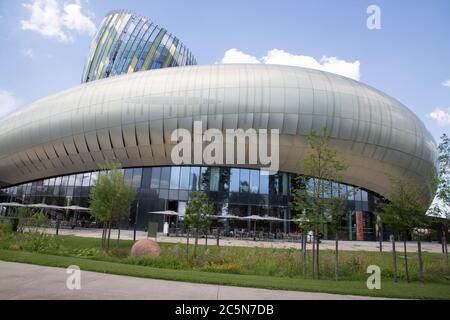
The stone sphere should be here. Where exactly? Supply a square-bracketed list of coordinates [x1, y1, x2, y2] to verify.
[130, 239, 161, 257]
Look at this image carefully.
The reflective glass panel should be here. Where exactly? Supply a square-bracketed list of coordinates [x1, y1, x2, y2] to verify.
[239, 169, 250, 193]
[170, 167, 180, 189]
[141, 168, 152, 188]
[124, 169, 133, 185]
[82, 173, 91, 187]
[250, 170, 259, 193]
[132, 168, 142, 189]
[151, 167, 161, 189]
[189, 167, 200, 190]
[259, 172, 269, 194]
[179, 167, 190, 190]
[230, 168, 240, 192]
[90, 172, 99, 186]
[200, 167, 208, 191]
[160, 167, 170, 189]
[210, 167, 220, 191]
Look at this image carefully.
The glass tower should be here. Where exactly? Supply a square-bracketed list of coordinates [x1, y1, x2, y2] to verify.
[81, 10, 196, 83]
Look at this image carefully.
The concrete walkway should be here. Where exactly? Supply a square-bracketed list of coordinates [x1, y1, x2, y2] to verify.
[0, 261, 387, 300]
[42, 227, 446, 253]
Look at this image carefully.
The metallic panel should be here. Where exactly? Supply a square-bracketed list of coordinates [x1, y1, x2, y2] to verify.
[0, 64, 438, 205]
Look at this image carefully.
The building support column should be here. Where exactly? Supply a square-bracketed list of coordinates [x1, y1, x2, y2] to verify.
[356, 211, 364, 241]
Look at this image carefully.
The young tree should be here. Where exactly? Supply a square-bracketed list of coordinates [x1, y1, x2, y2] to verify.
[184, 191, 214, 257]
[289, 197, 310, 279]
[89, 162, 135, 251]
[429, 134, 450, 263]
[378, 177, 428, 282]
[327, 184, 355, 281]
[290, 128, 348, 280]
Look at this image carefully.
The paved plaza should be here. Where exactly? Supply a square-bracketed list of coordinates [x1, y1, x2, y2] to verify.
[42, 227, 445, 253]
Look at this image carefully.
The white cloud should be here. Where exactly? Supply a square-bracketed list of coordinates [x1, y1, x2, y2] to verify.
[442, 79, 450, 87]
[21, 48, 34, 58]
[62, 2, 96, 36]
[429, 107, 450, 126]
[20, 0, 96, 43]
[220, 48, 261, 64]
[0, 90, 21, 119]
[219, 48, 361, 80]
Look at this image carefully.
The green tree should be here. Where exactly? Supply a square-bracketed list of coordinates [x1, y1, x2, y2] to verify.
[429, 133, 450, 263]
[290, 128, 348, 280]
[184, 191, 214, 257]
[378, 177, 428, 282]
[89, 162, 135, 251]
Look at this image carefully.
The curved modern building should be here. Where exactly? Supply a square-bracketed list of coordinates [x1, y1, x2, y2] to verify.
[0, 11, 438, 241]
[0, 64, 438, 239]
[82, 11, 196, 83]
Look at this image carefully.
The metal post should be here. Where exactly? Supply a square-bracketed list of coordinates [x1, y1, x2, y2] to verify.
[56, 213, 60, 236]
[133, 200, 139, 241]
[216, 227, 220, 246]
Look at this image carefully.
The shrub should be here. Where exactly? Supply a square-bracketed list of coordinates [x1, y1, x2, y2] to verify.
[109, 247, 130, 258]
[21, 232, 60, 253]
[0, 219, 13, 237]
[12, 208, 49, 233]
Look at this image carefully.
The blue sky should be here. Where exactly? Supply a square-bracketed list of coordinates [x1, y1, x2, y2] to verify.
[0, 0, 449, 142]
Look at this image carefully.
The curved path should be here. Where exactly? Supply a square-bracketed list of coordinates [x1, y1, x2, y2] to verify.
[0, 261, 388, 300]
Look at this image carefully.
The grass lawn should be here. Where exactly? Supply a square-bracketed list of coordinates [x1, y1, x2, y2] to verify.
[0, 233, 449, 299]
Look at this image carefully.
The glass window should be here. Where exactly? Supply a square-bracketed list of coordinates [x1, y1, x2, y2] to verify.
[160, 167, 170, 189]
[332, 182, 340, 197]
[189, 167, 200, 190]
[355, 189, 362, 202]
[179, 167, 190, 190]
[339, 183, 347, 197]
[361, 190, 368, 202]
[124, 169, 133, 185]
[61, 176, 69, 187]
[170, 167, 180, 189]
[54, 176, 62, 186]
[281, 173, 288, 195]
[347, 186, 355, 200]
[210, 167, 220, 191]
[141, 168, 152, 188]
[200, 167, 208, 191]
[239, 169, 250, 193]
[230, 168, 240, 192]
[259, 171, 269, 194]
[323, 180, 332, 198]
[250, 170, 259, 193]
[151, 167, 161, 189]
[132, 168, 142, 189]
[220, 167, 230, 192]
[269, 175, 279, 194]
[307, 178, 315, 195]
[75, 174, 83, 186]
[90, 172, 99, 186]
[82, 173, 91, 187]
